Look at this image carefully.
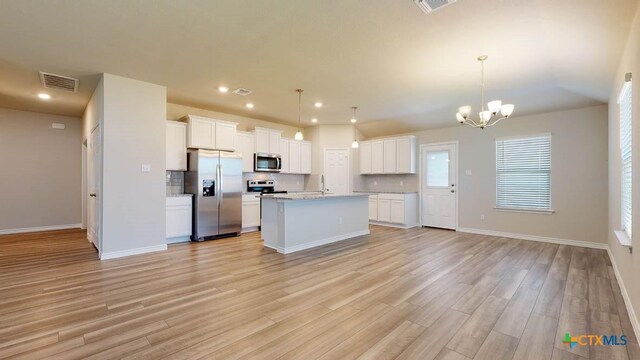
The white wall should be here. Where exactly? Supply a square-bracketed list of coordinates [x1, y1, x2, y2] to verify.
[0, 108, 82, 232]
[608, 3, 640, 339]
[99, 74, 167, 257]
[361, 105, 609, 245]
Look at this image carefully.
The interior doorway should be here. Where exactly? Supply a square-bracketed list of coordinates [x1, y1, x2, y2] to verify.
[420, 142, 458, 230]
[323, 148, 350, 194]
[87, 125, 101, 253]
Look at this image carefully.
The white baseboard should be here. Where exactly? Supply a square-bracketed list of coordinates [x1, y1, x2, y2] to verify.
[606, 247, 640, 344]
[0, 223, 82, 235]
[268, 229, 370, 254]
[456, 227, 608, 250]
[369, 221, 417, 229]
[241, 226, 260, 234]
[99, 244, 167, 260]
[167, 236, 191, 244]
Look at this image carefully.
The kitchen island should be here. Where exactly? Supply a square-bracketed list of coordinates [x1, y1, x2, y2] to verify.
[261, 193, 370, 254]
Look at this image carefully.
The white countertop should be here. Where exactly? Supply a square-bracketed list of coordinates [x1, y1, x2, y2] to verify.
[260, 193, 370, 201]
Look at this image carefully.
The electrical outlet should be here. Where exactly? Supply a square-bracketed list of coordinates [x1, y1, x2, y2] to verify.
[374, 181, 378, 186]
[141, 164, 151, 172]
[480, 214, 485, 221]
[466, 169, 472, 176]
[400, 181, 404, 186]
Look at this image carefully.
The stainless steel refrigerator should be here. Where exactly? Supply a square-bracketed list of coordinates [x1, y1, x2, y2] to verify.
[185, 149, 243, 241]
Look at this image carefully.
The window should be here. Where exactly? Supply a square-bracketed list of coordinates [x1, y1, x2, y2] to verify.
[426, 150, 450, 187]
[496, 134, 552, 212]
[619, 79, 632, 239]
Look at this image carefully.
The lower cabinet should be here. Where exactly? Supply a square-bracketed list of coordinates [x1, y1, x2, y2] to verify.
[368, 193, 418, 228]
[242, 194, 260, 232]
[166, 196, 192, 243]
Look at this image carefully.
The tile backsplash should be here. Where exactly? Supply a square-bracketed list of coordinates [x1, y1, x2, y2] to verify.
[354, 174, 418, 193]
[242, 172, 306, 192]
[166, 171, 184, 195]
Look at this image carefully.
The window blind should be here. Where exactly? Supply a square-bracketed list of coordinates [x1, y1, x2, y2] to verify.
[496, 135, 551, 211]
[620, 81, 632, 238]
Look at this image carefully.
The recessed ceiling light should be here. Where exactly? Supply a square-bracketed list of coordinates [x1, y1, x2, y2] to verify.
[245, 103, 254, 109]
[350, 118, 357, 123]
[311, 118, 318, 123]
[38, 93, 51, 100]
[218, 86, 229, 93]
[314, 102, 323, 108]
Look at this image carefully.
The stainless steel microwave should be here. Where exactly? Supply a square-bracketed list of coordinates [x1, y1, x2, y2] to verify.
[254, 153, 281, 172]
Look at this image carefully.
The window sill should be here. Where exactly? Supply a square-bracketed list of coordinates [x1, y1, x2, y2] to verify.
[494, 207, 555, 215]
[614, 230, 632, 251]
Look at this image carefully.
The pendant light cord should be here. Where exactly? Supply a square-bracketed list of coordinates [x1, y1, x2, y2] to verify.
[480, 59, 485, 112]
[296, 89, 303, 130]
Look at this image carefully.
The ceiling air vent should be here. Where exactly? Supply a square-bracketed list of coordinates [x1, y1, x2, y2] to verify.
[39, 72, 79, 92]
[232, 88, 252, 96]
[414, 0, 456, 14]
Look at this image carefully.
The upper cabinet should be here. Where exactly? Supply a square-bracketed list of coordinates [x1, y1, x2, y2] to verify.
[166, 121, 187, 171]
[236, 131, 255, 173]
[280, 138, 290, 173]
[184, 115, 238, 151]
[253, 127, 281, 154]
[359, 135, 416, 175]
[284, 139, 311, 174]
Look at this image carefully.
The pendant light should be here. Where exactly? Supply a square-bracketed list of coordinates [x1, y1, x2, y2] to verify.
[351, 106, 359, 148]
[294, 89, 304, 141]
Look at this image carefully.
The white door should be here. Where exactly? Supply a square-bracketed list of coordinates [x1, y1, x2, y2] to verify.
[88, 126, 101, 251]
[323, 148, 350, 194]
[422, 143, 457, 229]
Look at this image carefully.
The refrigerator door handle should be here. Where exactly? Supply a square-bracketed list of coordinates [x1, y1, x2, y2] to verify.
[219, 164, 224, 205]
[216, 163, 221, 208]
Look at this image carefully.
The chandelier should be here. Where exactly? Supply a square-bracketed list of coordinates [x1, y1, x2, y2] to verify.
[456, 55, 514, 129]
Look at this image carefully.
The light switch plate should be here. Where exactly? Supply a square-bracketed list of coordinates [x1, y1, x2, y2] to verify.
[465, 169, 472, 175]
[141, 164, 151, 172]
[51, 123, 65, 130]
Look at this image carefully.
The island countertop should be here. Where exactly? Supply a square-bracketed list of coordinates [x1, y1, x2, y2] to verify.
[259, 193, 371, 201]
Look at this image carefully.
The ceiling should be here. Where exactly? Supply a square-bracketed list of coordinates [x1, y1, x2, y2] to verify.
[0, 0, 637, 137]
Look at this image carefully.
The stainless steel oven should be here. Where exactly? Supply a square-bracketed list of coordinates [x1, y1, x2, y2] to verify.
[254, 153, 281, 172]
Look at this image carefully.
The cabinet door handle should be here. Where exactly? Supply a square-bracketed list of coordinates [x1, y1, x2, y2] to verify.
[89, 193, 97, 197]
[451, 190, 455, 193]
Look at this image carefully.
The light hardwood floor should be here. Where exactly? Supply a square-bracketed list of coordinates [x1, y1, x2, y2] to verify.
[0, 226, 638, 359]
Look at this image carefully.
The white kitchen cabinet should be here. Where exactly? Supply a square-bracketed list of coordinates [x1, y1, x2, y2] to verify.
[377, 199, 391, 222]
[242, 194, 260, 232]
[215, 121, 237, 151]
[360, 142, 372, 174]
[368, 195, 378, 221]
[359, 136, 416, 175]
[236, 131, 255, 173]
[187, 116, 214, 149]
[371, 140, 384, 174]
[301, 141, 311, 174]
[269, 132, 281, 154]
[396, 136, 416, 174]
[254, 127, 282, 154]
[288, 140, 301, 174]
[383, 139, 397, 173]
[166, 121, 187, 171]
[367, 193, 418, 228]
[184, 115, 238, 151]
[390, 200, 405, 223]
[166, 196, 192, 243]
[280, 138, 290, 173]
